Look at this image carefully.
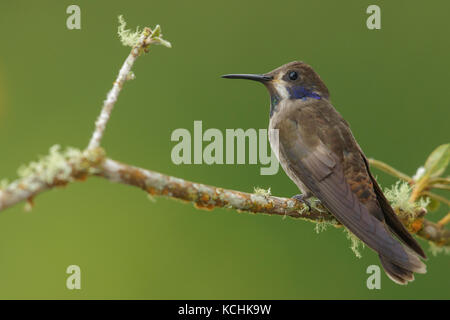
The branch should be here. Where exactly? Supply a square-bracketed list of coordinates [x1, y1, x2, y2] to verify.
[0, 152, 448, 246]
[87, 18, 171, 150]
[87, 27, 151, 150]
[418, 219, 450, 246]
[368, 158, 412, 182]
[0, 147, 105, 212]
[98, 158, 334, 223]
[438, 213, 450, 227]
[423, 191, 450, 207]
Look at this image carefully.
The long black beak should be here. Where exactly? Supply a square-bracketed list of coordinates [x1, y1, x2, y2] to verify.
[221, 74, 272, 82]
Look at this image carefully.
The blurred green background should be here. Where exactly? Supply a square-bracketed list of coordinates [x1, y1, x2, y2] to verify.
[0, 0, 448, 299]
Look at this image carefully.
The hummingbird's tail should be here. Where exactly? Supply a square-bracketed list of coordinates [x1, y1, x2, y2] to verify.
[378, 247, 427, 285]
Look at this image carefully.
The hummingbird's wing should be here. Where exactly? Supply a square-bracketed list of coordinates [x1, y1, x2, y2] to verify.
[359, 153, 426, 259]
[276, 106, 425, 276]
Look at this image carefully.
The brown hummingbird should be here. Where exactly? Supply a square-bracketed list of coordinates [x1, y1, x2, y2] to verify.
[222, 61, 426, 284]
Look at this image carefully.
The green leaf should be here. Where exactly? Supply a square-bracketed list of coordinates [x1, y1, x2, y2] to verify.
[153, 37, 172, 48]
[151, 25, 161, 38]
[424, 143, 450, 178]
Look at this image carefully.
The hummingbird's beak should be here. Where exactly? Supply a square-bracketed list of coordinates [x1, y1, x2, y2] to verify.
[221, 74, 273, 82]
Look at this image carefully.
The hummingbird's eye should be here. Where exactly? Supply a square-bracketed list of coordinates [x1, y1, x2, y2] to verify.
[288, 71, 298, 81]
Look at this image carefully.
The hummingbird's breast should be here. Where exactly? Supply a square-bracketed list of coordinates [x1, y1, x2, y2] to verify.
[268, 99, 312, 195]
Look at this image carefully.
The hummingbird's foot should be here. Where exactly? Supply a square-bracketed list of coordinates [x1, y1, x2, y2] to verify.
[292, 193, 313, 211]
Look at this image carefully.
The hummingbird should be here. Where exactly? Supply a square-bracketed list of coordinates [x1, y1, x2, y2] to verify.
[222, 61, 426, 284]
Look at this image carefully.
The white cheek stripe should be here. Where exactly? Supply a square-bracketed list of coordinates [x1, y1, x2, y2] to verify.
[274, 81, 290, 99]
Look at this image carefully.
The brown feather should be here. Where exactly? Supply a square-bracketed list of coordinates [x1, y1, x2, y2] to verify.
[271, 98, 426, 278]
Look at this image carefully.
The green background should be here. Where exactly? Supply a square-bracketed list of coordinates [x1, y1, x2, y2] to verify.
[0, 0, 448, 299]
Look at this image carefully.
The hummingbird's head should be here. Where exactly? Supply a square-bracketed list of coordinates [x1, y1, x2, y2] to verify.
[222, 61, 329, 115]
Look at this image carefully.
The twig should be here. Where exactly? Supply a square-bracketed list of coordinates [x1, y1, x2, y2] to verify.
[438, 213, 450, 227]
[429, 177, 450, 185]
[423, 191, 450, 207]
[368, 158, 412, 182]
[87, 27, 152, 150]
[418, 219, 450, 246]
[430, 183, 450, 191]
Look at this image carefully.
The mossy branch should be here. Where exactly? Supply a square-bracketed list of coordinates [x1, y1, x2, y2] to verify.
[0, 149, 448, 248]
[87, 16, 171, 150]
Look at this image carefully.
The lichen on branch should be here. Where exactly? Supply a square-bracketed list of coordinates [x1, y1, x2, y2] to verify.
[0, 146, 105, 211]
[117, 15, 171, 48]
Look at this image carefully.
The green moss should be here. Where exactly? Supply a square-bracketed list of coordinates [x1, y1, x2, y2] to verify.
[384, 181, 429, 219]
[16, 145, 83, 184]
[344, 228, 365, 258]
[117, 15, 143, 47]
[314, 219, 337, 234]
[1, 145, 103, 193]
[117, 15, 172, 49]
[309, 197, 325, 212]
[253, 187, 271, 198]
